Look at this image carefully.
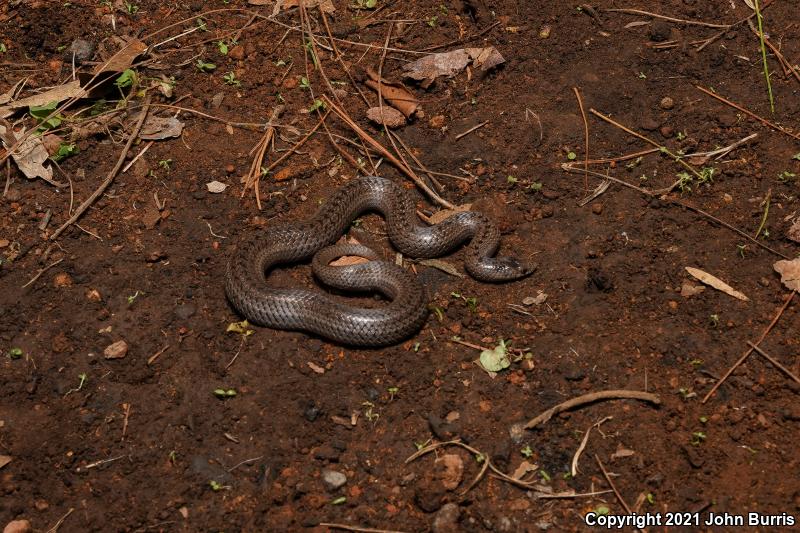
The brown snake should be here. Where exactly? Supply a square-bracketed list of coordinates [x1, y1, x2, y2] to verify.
[225, 176, 534, 346]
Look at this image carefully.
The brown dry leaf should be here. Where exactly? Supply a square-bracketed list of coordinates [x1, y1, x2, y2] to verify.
[92, 38, 147, 75]
[680, 281, 705, 298]
[272, 0, 334, 15]
[685, 267, 749, 301]
[435, 454, 464, 490]
[511, 460, 538, 480]
[0, 79, 85, 117]
[307, 361, 325, 374]
[138, 116, 184, 140]
[773, 258, 800, 291]
[0, 78, 25, 107]
[786, 218, 800, 244]
[364, 68, 420, 117]
[247, 0, 271, 4]
[428, 203, 472, 225]
[0, 455, 11, 470]
[417, 258, 464, 278]
[366, 106, 406, 128]
[0, 122, 56, 184]
[402, 47, 505, 87]
[611, 444, 635, 460]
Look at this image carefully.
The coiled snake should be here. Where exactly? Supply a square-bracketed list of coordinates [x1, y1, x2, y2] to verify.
[225, 176, 534, 346]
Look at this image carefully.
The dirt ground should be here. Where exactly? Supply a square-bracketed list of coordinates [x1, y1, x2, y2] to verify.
[2, 0, 800, 531]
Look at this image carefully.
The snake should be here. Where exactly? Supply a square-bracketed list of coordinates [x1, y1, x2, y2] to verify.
[225, 176, 534, 346]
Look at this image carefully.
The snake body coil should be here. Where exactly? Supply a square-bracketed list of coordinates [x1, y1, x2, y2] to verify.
[225, 176, 533, 346]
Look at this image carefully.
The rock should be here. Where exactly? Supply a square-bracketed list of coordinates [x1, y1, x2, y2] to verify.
[3, 521, 31, 533]
[321, 469, 347, 491]
[174, 303, 197, 321]
[649, 20, 672, 42]
[103, 340, 128, 359]
[228, 46, 245, 60]
[591, 202, 603, 215]
[415, 486, 444, 513]
[659, 96, 675, 110]
[68, 39, 95, 63]
[640, 116, 660, 131]
[53, 272, 73, 288]
[304, 404, 320, 422]
[432, 503, 460, 533]
[660, 125, 674, 138]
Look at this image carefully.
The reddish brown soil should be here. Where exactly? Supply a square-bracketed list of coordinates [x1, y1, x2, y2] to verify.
[2, 1, 800, 532]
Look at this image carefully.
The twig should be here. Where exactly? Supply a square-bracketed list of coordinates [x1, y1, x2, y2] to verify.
[259, 110, 330, 178]
[580, 148, 661, 166]
[322, 95, 455, 209]
[121, 140, 154, 173]
[121, 403, 131, 441]
[45, 508, 75, 533]
[573, 87, 590, 190]
[455, 120, 489, 140]
[75, 454, 126, 473]
[595, 455, 631, 514]
[695, 85, 800, 141]
[422, 21, 501, 51]
[147, 344, 169, 365]
[227, 455, 264, 472]
[318, 524, 408, 533]
[602, 8, 730, 28]
[589, 108, 705, 180]
[748, 341, 800, 385]
[702, 291, 795, 403]
[571, 416, 613, 476]
[21, 258, 64, 289]
[521, 390, 661, 430]
[50, 96, 152, 241]
[243, 105, 284, 209]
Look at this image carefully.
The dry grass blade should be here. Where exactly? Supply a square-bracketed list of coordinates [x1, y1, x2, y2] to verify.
[695, 85, 800, 140]
[602, 8, 731, 28]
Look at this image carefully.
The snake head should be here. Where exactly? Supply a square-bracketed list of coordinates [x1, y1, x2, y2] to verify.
[476, 256, 536, 281]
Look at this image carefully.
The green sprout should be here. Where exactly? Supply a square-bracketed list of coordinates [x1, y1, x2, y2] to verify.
[506, 175, 518, 184]
[567, 151, 577, 161]
[213, 388, 237, 398]
[115, 69, 137, 89]
[539, 470, 551, 482]
[709, 314, 720, 328]
[308, 99, 325, 112]
[217, 40, 229, 55]
[387, 386, 399, 401]
[8, 347, 23, 360]
[0, 43, 7, 54]
[158, 159, 172, 170]
[51, 143, 78, 162]
[450, 292, 478, 313]
[362, 401, 379, 422]
[299, 77, 311, 89]
[223, 72, 241, 86]
[475, 453, 485, 464]
[427, 15, 438, 27]
[195, 59, 216, 72]
[29, 101, 63, 131]
[520, 445, 533, 458]
[778, 171, 797, 183]
[124, 2, 138, 14]
[330, 496, 347, 505]
[737, 244, 747, 258]
[127, 290, 141, 305]
[691, 431, 707, 446]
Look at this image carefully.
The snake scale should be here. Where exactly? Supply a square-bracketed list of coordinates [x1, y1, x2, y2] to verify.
[225, 176, 534, 346]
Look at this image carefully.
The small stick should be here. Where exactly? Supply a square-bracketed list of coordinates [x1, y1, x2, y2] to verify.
[455, 120, 489, 140]
[75, 454, 125, 473]
[227, 455, 264, 472]
[702, 291, 795, 403]
[422, 21, 501, 52]
[537, 490, 614, 499]
[261, 109, 330, 177]
[121, 403, 131, 440]
[50, 96, 152, 241]
[695, 85, 800, 141]
[147, 344, 169, 365]
[747, 342, 800, 385]
[573, 87, 590, 190]
[45, 508, 75, 533]
[522, 390, 660, 430]
[595, 454, 632, 514]
[21, 258, 64, 289]
[121, 140, 154, 173]
[318, 524, 408, 533]
[589, 108, 705, 180]
[602, 8, 730, 28]
[582, 147, 662, 165]
[572, 416, 613, 476]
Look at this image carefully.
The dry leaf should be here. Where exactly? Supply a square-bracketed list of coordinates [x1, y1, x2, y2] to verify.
[680, 281, 705, 298]
[773, 258, 800, 291]
[624, 21, 651, 28]
[418, 258, 464, 278]
[0, 122, 56, 184]
[428, 203, 472, 225]
[138, 116, 184, 140]
[435, 454, 464, 490]
[466, 46, 505, 71]
[366, 106, 406, 128]
[206, 181, 228, 193]
[511, 460, 538, 480]
[685, 267, 749, 301]
[92, 39, 147, 75]
[523, 292, 548, 305]
[0, 79, 86, 117]
[786, 218, 800, 244]
[611, 444, 635, 460]
[272, 0, 334, 15]
[364, 68, 420, 117]
[402, 47, 505, 87]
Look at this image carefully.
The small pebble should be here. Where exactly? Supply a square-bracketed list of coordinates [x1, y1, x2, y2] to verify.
[86, 289, 102, 302]
[591, 202, 603, 215]
[104, 340, 128, 359]
[53, 272, 73, 288]
[432, 503, 460, 533]
[321, 469, 347, 491]
[660, 125, 674, 138]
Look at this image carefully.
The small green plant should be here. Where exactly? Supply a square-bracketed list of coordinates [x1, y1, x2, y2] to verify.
[412, 342, 420, 352]
[594, 505, 610, 516]
[0, 43, 8, 53]
[792, 153, 800, 161]
[699, 416, 708, 424]
[213, 388, 237, 398]
[690, 431, 707, 446]
[299, 76, 311, 89]
[158, 159, 172, 170]
[539, 470, 551, 482]
[474, 453, 485, 463]
[64, 373, 88, 396]
[646, 493, 655, 505]
[479, 339, 511, 372]
[195, 59, 216, 72]
[697, 167, 715, 185]
[209, 480, 230, 491]
[520, 445, 533, 458]
[637, 71, 647, 79]
[737, 243, 748, 258]
[778, 170, 797, 183]
[331, 496, 347, 505]
[7, 347, 23, 360]
[29, 101, 63, 131]
[168, 450, 178, 465]
[678, 387, 696, 400]
[450, 292, 478, 312]
[51, 143, 79, 162]
[566, 151, 577, 161]
[689, 358, 703, 367]
[217, 40, 229, 55]
[625, 156, 643, 169]
[223, 72, 241, 86]
[431, 306, 444, 321]
[115, 69, 137, 89]
[709, 314, 720, 328]
[351, 0, 377, 8]
[676, 131, 687, 141]
[127, 290, 141, 305]
[676, 171, 693, 193]
[362, 401, 379, 422]
[427, 15, 438, 27]
[387, 386, 399, 401]
[196, 17, 208, 31]
[414, 438, 432, 451]
[506, 175, 518, 184]
[124, 1, 138, 14]
[308, 99, 325, 112]
[527, 182, 543, 192]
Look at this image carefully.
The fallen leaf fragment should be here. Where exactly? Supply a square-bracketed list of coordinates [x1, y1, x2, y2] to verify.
[403, 47, 505, 87]
[435, 454, 464, 490]
[523, 292, 548, 305]
[104, 340, 129, 359]
[680, 281, 705, 298]
[418, 258, 464, 278]
[773, 258, 800, 291]
[611, 444, 635, 460]
[511, 460, 538, 480]
[0, 79, 85, 117]
[0, 122, 56, 184]
[92, 39, 147, 75]
[479, 340, 511, 372]
[0, 455, 11, 470]
[685, 267, 749, 301]
[786, 218, 800, 244]
[138, 116, 184, 140]
[307, 361, 326, 374]
[366, 106, 406, 128]
[364, 68, 420, 117]
[206, 181, 228, 193]
[271, 0, 334, 15]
